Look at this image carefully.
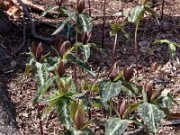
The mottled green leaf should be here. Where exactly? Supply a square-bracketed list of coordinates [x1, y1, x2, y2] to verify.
[78, 13, 93, 33]
[128, 6, 144, 24]
[66, 54, 96, 77]
[40, 5, 59, 17]
[33, 76, 56, 104]
[99, 80, 122, 102]
[144, 6, 156, 15]
[168, 43, 176, 58]
[121, 81, 140, 96]
[138, 103, 165, 133]
[52, 17, 72, 35]
[110, 22, 127, 36]
[152, 39, 170, 45]
[56, 97, 72, 129]
[32, 62, 49, 87]
[81, 44, 91, 62]
[105, 117, 128, 135]
[59, 7, 73, 17]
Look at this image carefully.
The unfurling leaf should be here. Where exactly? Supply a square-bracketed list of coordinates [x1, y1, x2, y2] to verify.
[77, 0, 85, 13]
[57, 60, 65, 77]
[36, 43, 43, 62]
[32, 41, 38, 57]
[118, 99, 128, 119]
[144, 81, 153, 102]
[60, 41, 72, 58]
[123, 67, 134, 82]
[74, 107, 84, 130]
[108, 62, 119, 81]
[31, 42, 43, 62]
[138, 103, 165, 133]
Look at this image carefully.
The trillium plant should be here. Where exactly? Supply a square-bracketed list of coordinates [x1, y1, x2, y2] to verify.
[25, 0, 178, 135]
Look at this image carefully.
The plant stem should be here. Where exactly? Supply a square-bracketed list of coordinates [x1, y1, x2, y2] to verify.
[74, 28, 78, 83]
[101, 0, 106, 48]
[135, 20, 140, 77]
[37, 103, 44, 135]
[161, 0, 165, 20]
[109, 98, 112, 117]
[112, 34, 118, 63]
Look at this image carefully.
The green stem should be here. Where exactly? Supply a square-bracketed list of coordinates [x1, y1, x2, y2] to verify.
[74, 27, 78, 83]
[135, 20, 140, 77]
[109, 98, 112, 117]
[112, 34, 118, 64]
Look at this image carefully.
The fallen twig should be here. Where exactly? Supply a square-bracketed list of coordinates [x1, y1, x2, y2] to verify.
[21, 0, 59, 17]
[161, 119, 180, 126]
[17, 0, 54, 43]
[123, 127, 146, 135]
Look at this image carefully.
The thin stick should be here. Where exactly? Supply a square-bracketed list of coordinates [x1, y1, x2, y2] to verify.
[88, 0, 91, 16]
[17, 0, 54, 43]
[161, 0, 165, 20]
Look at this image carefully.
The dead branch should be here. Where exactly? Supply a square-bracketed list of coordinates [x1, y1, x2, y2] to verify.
[22, 0, 59, 17]
[17, 0, 54, 43]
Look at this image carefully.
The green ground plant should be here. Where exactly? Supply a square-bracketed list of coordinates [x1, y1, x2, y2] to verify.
[25, 0, 178, 135]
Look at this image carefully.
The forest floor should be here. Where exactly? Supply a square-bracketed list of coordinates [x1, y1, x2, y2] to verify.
[0, 0, 180, 135]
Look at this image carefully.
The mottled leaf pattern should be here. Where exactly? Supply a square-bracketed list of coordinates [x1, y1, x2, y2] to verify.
[33, 76, 56, 104]
[56, 98, 71, 129]
[138, 103, 165, 133]
[128, 6, 144, 24]
[33, 62, 49, 87]
[66, 54, 96, 77]
[81, 45, 90, 62]
[105, 117, 128, 135]
[40, 5, 59, 17]
[99, 80, 122, 102]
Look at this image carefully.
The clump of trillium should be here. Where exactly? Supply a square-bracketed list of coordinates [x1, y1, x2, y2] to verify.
[31, 42, 43, 62]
